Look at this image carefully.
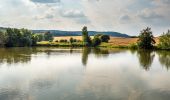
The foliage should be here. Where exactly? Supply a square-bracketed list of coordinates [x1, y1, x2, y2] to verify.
[129, 43, 138, 49]
[82, 26, 91, 46]
[137, 27, 155, 49]
[60, 39, 67, 43]
[92, 37, 101, 47]
[69, 37, 74, 44]
[0, 31, 7, 46]
[158, 30, 170, 49]
[4, 28, 37, 47]
[35, 34, 44, 42]
[44, 31, 53, 41]
[100, 35, 110, 42]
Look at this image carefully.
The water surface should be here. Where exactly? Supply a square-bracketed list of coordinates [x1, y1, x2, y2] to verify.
[0, 47, 170, 100]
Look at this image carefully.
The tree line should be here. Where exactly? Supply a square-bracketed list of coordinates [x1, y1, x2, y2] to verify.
[0, 26, 169, 49]
[0, 28, 53, 47]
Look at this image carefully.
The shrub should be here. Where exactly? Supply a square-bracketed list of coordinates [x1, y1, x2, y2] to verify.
[92, 37, 101, 47]
[100, 35, 110, 43]
[69, 37, 74, 43]
[158, 30, 170, 49]
[129, 43, 138, 49]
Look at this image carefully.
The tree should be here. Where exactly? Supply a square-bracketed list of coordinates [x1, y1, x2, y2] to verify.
[82, 26, 91, 46]
[137, 27, 155, 49]
[35, 34, 43, 42]
[44, 31, 53, 41]
[92, 36, 101, 47]
[69, 37, 74, 44]
[5, 28, 36, 47]
[0, 31, 7, 46]
[158, 30, 170, 49]
[100, 35, 110, 43]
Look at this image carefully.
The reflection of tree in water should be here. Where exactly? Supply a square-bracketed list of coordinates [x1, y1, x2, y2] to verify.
[157, 51, 170, 70]
[82, 47, 91, 66]
[137, 50, 155, 71]
[0, 48, 39, 65]
[82, 48, 110, 66]
[93, 48, 109, 58]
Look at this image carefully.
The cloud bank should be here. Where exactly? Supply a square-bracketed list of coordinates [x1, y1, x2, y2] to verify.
[0, 0, 169, 35]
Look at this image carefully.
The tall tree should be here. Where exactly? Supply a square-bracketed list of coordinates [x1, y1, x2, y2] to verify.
[137, 27, 155, 49]
[82, 26, 91, 46]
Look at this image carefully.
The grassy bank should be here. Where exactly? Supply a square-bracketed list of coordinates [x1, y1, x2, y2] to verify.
[37, 41, 136, 49]
[37, 41, 84, 47]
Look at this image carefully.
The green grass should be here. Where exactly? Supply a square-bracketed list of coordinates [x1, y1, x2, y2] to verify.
[37, 41, 170, 50]
[37, 41, 84, 47]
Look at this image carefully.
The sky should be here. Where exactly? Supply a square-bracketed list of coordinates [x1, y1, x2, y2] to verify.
[0, 0, 170, 36]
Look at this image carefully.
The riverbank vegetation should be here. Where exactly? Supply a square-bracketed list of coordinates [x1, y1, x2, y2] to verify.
[0, 26, 170, 50]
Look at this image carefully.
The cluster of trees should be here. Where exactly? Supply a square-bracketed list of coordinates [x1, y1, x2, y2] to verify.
[0, 28, 54, 47]
[33, 31, 53, 42]
[158, 30, 170, 49]
[0, 28, 38, 47]
[137, 27, 170, 49]
[82, 26, 110, 47]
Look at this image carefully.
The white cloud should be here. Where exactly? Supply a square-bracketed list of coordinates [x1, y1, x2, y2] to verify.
[0, 0, 170, 35]
[30, 0, 60, 3]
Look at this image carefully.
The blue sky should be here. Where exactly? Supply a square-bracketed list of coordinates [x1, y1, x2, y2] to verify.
[0, 0, 170, 36]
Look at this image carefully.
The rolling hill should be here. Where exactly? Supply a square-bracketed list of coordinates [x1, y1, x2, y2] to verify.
[0, 27, 130, 37]
[32, 30, 130, 37]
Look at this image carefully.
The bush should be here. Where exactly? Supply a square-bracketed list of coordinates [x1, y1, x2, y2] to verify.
[73, 39, 77, 42]
[60, 39, 65, 42]
[92, 37, 101, 47]
[69, 37, 74, 43]
[158, 30, 170, 49]
[100, 35, 110, 42]
[129, 43, 138, 49]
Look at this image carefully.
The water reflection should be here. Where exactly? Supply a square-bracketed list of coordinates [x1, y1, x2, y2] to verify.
[157, 51, 170, 70]
[0, 47, 170, 100]
[81, 48, 110, 66]
[137, 50, 155, 71]
[0, 48, 34, 65]
[82, 47, 91, 66]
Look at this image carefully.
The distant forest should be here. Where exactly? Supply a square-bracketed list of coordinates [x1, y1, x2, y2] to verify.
[32, 30, 130, 37]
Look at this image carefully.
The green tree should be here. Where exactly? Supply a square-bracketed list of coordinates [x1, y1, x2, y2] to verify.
[44, 31, 53, 41]
[100, 35, 110, 43]
[92, 36, 101, 47]
[69, 37, 74, 44]
[158, 30, 170, 49]
[137, 27, 155, 49]
[0, 31, 7, 46]
[82, 26, 91, 46]
[34, 34, 43, 42]
[5, 28, 36, 47]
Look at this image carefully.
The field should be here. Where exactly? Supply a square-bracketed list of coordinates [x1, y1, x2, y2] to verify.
[53, 36, 159, 46]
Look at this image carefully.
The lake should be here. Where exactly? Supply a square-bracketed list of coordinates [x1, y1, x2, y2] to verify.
[0, 47, 170, 100]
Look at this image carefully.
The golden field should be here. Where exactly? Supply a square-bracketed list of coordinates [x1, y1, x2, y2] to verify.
[53, 36, 159, 46]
